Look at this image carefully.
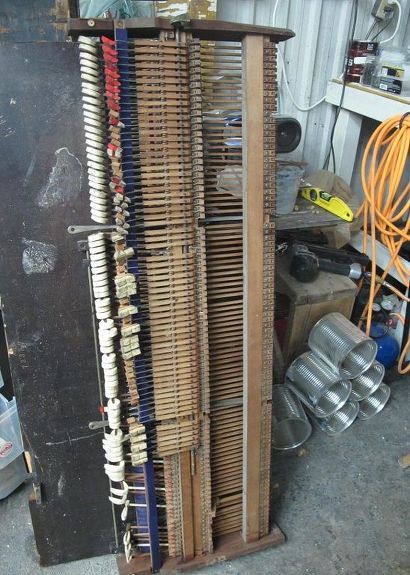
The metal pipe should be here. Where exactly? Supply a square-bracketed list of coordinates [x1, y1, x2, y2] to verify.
[358, 383, 391, 420]
[350, 361, 384, 401]
[308, 312, 377, 379]
[271, 385, 312, 451]
[310, 400, 359, 436]
[286, 351, 351, 418]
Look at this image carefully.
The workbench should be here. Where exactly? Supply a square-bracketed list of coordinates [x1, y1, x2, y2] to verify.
[276, 197, 343, 230]
[275, 253, 358, 363]
[325, 80, 410, 185]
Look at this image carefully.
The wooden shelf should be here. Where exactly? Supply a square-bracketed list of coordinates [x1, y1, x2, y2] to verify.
[326, 79, 410, 122]
[325, 80, 409, 184]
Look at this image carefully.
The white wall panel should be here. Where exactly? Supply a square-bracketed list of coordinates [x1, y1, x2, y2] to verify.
[217, 0, 410, 177]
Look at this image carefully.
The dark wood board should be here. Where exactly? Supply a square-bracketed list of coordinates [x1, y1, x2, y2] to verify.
[68, 16, 173, 39]
[184, 18, 294, 42]
[68, 17, 294, 43]
[0, 43, 115, 565]
[0, 0, 66, 42]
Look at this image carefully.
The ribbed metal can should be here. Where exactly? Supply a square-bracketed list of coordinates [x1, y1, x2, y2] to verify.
[350, 361, 384, 401]
[310, 400, 359, 436]
[285, 351, 351, 418]
[271, 385, 312, 450]
[358, 383, 391, 420]
[308, 312, 377, 379]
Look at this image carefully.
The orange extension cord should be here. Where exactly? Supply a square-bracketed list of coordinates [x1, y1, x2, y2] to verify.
[357, 113, 410, 374]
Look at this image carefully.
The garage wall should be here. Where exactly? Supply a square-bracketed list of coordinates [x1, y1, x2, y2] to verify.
[217, 0, 410, 175]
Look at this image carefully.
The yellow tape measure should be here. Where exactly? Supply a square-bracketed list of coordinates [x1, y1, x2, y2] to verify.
[299, 187, 354, 222]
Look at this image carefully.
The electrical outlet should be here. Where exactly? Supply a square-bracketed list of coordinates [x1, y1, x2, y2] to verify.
[372, 0, 389, 20]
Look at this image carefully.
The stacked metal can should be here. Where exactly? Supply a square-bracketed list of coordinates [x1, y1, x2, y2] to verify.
[272, 313, 391, 449]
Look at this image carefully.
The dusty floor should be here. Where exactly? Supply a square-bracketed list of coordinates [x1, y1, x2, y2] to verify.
[1, 379, 409, 575]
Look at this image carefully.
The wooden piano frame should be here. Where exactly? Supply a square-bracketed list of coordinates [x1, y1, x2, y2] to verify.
[70, 17, 294, 574]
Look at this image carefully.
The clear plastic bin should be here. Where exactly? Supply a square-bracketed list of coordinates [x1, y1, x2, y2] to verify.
[216, 163, 305, 216]
[276, 163, 304, 215]
[0, 396, 24, 470]
[0, 454, 27, 499]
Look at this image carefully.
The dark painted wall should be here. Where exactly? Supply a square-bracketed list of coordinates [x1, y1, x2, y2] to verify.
[0, 0, 67, 42]
[0, 42, 114, 565]
[0, 0, 68, 404]
[0, 3, 115, 566]
[0, 1, 67, 397]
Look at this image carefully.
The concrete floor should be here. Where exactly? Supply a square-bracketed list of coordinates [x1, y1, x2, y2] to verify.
[1, 379, 409, 575]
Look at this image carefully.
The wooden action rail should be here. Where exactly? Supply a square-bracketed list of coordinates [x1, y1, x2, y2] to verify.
[75, 18, 293, 574]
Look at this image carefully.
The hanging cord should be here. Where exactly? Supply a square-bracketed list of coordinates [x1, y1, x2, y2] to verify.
[272, 0, 326, 112]
[278, 50, 326, 112]
[272, 0, 347, 113]
[356, 113, 410, 374]
[322, 0, 359, 171]
[365, 20, 378, 40]
[379, 0, 402, 44]
[365, 0, 398, 42]
[371, 14, 394, 41]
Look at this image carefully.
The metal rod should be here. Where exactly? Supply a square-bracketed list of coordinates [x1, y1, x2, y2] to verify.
[86, 248, 119, 548]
